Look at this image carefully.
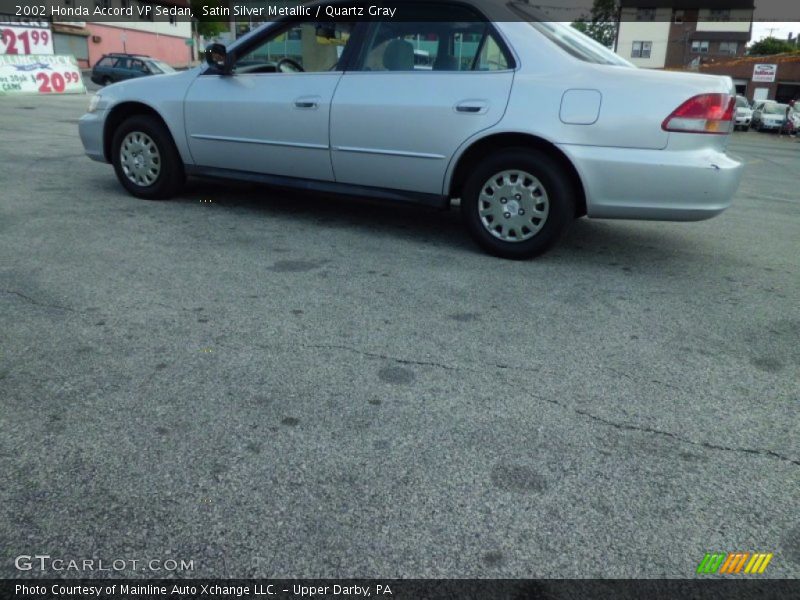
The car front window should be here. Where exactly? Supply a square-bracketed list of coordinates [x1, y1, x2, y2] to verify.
[147, 61, 175, 74]
[234, 21, 355, 74]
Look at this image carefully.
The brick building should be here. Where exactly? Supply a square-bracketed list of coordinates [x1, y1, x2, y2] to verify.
[615, 1, 753, 69]
[699, 54, 800, 103]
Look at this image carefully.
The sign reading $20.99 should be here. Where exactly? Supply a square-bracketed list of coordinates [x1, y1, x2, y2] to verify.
[0, 54, 86, 95]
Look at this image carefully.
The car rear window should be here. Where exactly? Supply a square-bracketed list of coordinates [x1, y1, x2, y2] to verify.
[736, 97, 749, 108]
[509, 2, 633, 67]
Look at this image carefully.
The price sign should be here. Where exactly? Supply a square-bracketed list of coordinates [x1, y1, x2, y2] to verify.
[0, 54, 85, 95]
[0, 23, 54, 55]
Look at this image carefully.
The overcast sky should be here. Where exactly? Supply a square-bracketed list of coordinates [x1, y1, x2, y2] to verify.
[751, 22, 800, 42]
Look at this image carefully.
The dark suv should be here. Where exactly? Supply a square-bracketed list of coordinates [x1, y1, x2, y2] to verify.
[91, 53, 176, 86]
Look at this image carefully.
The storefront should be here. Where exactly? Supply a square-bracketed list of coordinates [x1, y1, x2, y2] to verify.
[700, 54, 800, 103]
[52, 23, 91, 68]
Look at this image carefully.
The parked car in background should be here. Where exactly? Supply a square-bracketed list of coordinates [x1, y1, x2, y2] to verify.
[91, 54, 176, 86]
[751, 101, 789, 132]
[79, 2, 743, 259]
[734, 95, 752, 131]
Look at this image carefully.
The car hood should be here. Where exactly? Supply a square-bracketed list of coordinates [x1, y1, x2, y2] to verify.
[101, 67, 200, 98]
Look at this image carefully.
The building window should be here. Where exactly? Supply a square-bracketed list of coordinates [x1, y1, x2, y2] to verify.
[719, 41, 738, 55]
[674, 10, 684, 24]
[631, 41, 652, 59]
[709, 9, 731, 21]
[636, 8, 656, 21]
[691, 40, 710, 54]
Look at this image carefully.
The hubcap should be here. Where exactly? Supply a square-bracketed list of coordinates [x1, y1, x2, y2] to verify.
[120, 131, 161, 187]
[478, 170, 549, 242]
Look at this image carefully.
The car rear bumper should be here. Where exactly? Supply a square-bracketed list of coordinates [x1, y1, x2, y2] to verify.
[79, 110, 107, 163]
[559, 143, 742, 221]
[735, 116, 751, 125]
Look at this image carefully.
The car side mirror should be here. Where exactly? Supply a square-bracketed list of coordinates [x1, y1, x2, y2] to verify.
[205, 43, 231, 74]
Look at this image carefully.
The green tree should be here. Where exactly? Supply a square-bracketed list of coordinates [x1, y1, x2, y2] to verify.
[571, 0, 619, 48]
[747, 36, 799, 56]
[192, 0, 228, 38]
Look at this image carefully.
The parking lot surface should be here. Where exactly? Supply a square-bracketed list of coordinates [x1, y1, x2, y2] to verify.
[1, 93, 798, 578]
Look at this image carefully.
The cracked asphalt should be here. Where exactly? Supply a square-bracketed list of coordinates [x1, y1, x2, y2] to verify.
[0, 93, 798, 579]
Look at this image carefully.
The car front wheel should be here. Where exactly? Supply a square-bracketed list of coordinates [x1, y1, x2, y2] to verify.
[460, 148, 575, 259]
[111, 115, 184, 200]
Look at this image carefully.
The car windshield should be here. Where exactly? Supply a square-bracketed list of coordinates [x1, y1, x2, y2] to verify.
[509, 3, 633, 66]
[764, 104, 788, 114]
[147, 60, 176, 74]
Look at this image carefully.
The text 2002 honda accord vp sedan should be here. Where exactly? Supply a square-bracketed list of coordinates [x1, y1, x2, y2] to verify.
[79, 0, 743, 259]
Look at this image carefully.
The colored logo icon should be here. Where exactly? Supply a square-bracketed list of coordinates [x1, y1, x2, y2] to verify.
[697, 552, 773, 574]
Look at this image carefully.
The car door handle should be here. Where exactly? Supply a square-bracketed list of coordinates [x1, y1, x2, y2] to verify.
[455, 101, 488, 114]
[294, 96, 320, 110]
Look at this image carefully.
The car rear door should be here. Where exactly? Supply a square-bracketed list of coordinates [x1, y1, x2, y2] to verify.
[129, 59, 148, 79]
[112, 57, 129, 82]
[330, 2, 515, 195]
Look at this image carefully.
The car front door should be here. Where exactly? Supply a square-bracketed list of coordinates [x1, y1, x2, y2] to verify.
[330, 2, 515, 195]
[183, 19, 359, 182]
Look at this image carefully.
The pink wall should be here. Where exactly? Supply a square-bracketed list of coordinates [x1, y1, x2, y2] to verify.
[86, 24, 191, 68]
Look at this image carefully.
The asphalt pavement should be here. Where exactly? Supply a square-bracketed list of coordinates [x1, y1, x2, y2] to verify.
[0, 92, 798, 579]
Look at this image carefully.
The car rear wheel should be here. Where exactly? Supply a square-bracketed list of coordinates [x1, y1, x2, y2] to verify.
[111, 115, 184, 200]
[461, 148, 575, 259]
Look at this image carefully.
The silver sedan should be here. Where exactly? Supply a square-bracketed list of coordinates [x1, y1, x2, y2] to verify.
[79, 0, 743, 259]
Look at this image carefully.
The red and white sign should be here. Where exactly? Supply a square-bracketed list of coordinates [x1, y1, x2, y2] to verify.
[0, 54, 85, 95]
[0, 22, 54, 56]
[752, 64, 777, 83]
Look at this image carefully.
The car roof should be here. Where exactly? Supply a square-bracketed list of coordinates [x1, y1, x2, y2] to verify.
[229, 0, 529, 52]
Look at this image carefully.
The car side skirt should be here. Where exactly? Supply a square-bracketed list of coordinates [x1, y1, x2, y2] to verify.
[184, 166, 450, 209]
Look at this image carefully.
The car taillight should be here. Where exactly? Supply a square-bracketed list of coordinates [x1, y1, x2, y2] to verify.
[662, 94, 735, 134]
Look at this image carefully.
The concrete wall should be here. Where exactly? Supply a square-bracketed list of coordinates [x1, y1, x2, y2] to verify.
[86, 23, 192, 67]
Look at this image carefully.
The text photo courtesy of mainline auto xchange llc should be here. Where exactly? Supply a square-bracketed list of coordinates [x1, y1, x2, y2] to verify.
[1, 0, 799, 599]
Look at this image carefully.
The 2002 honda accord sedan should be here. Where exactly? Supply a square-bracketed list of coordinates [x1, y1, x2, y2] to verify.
[79, 0, 743, 259]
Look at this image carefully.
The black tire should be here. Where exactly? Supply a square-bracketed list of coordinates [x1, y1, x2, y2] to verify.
[460, 148, 576, 259]
[111, 115, 184, 200]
